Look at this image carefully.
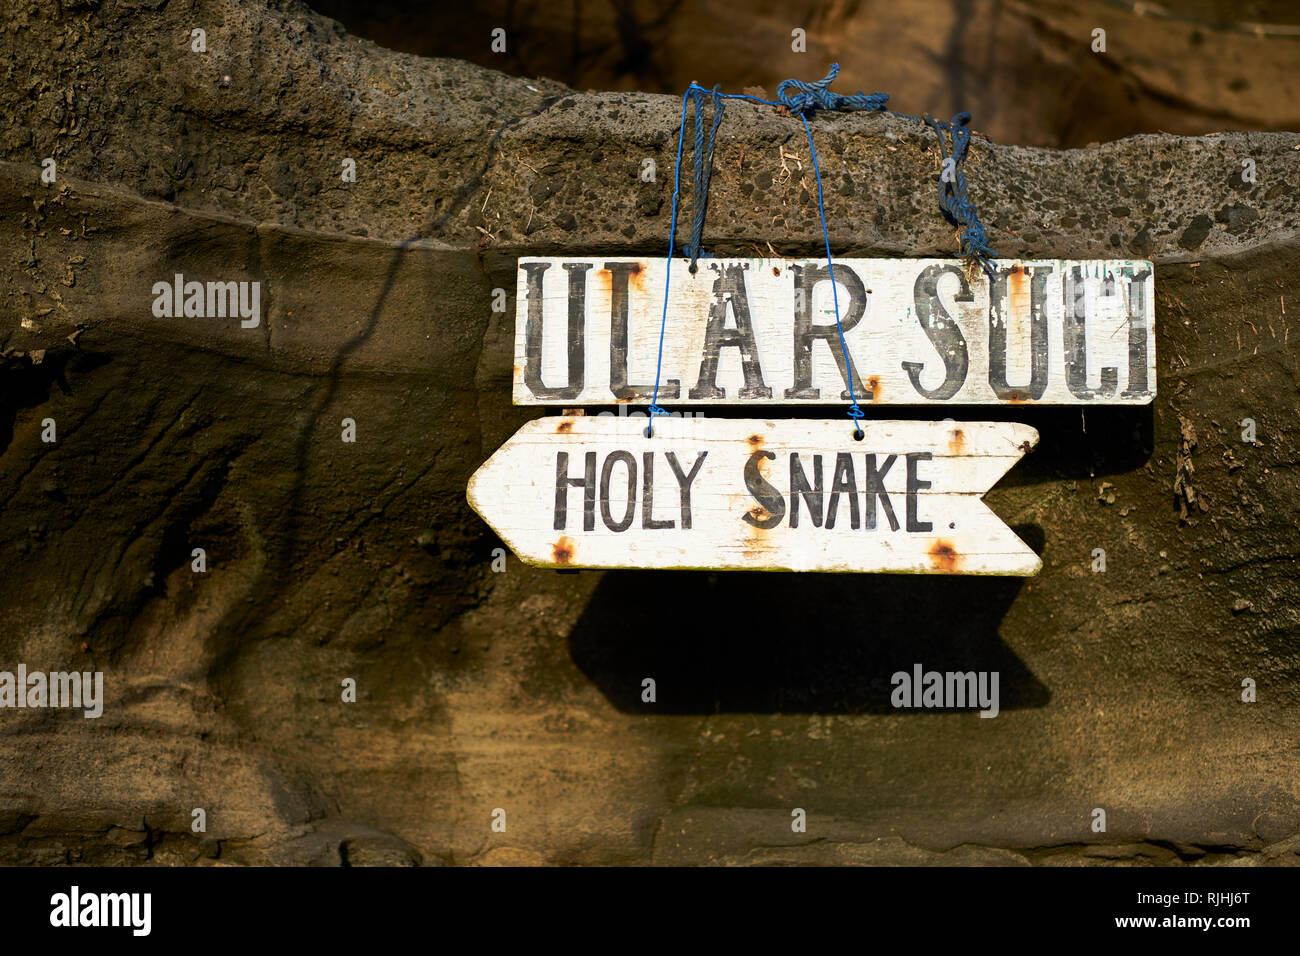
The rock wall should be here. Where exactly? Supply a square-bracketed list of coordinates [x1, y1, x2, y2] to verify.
[313, 0, 1300, 148]
[0, 0, 1297, 865]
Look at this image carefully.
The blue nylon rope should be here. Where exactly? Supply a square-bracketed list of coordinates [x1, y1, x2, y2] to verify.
[797, 110, 865, 438]
[683, 86, 725, 268]
[646, 89, 693, 438]
[925, 111, 997, 278]
[776, 62, 890, 115]
[647, 64, 996, 437]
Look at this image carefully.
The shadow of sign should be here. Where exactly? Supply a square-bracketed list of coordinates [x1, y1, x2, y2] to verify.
[569, 523, 1049, 715]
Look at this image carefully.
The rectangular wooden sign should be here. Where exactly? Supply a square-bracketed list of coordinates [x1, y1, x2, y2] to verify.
[468, 416, 1041, 575]
[513, 257, 1155, 406]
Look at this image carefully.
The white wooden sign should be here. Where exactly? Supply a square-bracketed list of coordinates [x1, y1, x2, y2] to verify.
[513, 257, 1155, 406]
[468, 416, 1041, 575]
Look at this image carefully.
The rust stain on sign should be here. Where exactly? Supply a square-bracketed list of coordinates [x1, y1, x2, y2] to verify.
[552, 536, 576, 565]
[948, 427, 965, 455]
[929, 540, 961, 572]
[741, 503, 772, 562]
[595, 263, 646, 298]
[1008, 262, 1027, 295]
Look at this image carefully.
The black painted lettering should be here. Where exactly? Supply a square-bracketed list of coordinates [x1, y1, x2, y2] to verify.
[1119, 265, 1152, 398]
[789, 453, 824, 529]
[690, 263, 772, 400]
[742, 450, 785, 529]
[665, 451, 707, 530]
[785, 263, 868, 400]
[865, 453, 899, 531]
[641, 451, 674, 530]
[1062, 265, 1119, 399]
[988, 265, 1051, 401]
[902, 264, 970, 400]
[524, 262, 590, 401]
[608, 262, 678, 402]
[554, 451, 597, 531]
[599, 450, 637, 532]
[906, 452, 933, 532]
[826, 452, 860, 530]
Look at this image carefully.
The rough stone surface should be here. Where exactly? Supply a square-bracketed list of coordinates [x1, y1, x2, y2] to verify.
[314, 0, 1300, 148]
[0, 0, 1297, 865]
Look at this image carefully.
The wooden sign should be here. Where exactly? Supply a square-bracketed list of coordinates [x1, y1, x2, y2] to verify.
[467, 416, 1042, 575]
[513, 257, 1155, 406]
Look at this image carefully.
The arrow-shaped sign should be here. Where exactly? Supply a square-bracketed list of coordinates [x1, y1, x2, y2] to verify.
[468, 416, 1041, 575]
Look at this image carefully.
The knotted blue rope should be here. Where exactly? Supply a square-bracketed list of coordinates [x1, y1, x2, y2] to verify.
[776, 62, 889, 115]
[647, 86, 695, 437]
[798, 109, 865, 438]
[647, 64, 999, 438]
[925, 112, 997, 277]
[682, 85, 725, 269]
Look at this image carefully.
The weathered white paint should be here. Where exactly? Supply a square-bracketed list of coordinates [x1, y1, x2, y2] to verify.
[513, 257, 1155, 406]
[467, 416, 1041, 575]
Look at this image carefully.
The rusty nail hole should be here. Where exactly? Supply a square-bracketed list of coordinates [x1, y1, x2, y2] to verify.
[688, 263, 698, 275]
[553, 536, 575, 565]
[852, 429, 864, 442]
